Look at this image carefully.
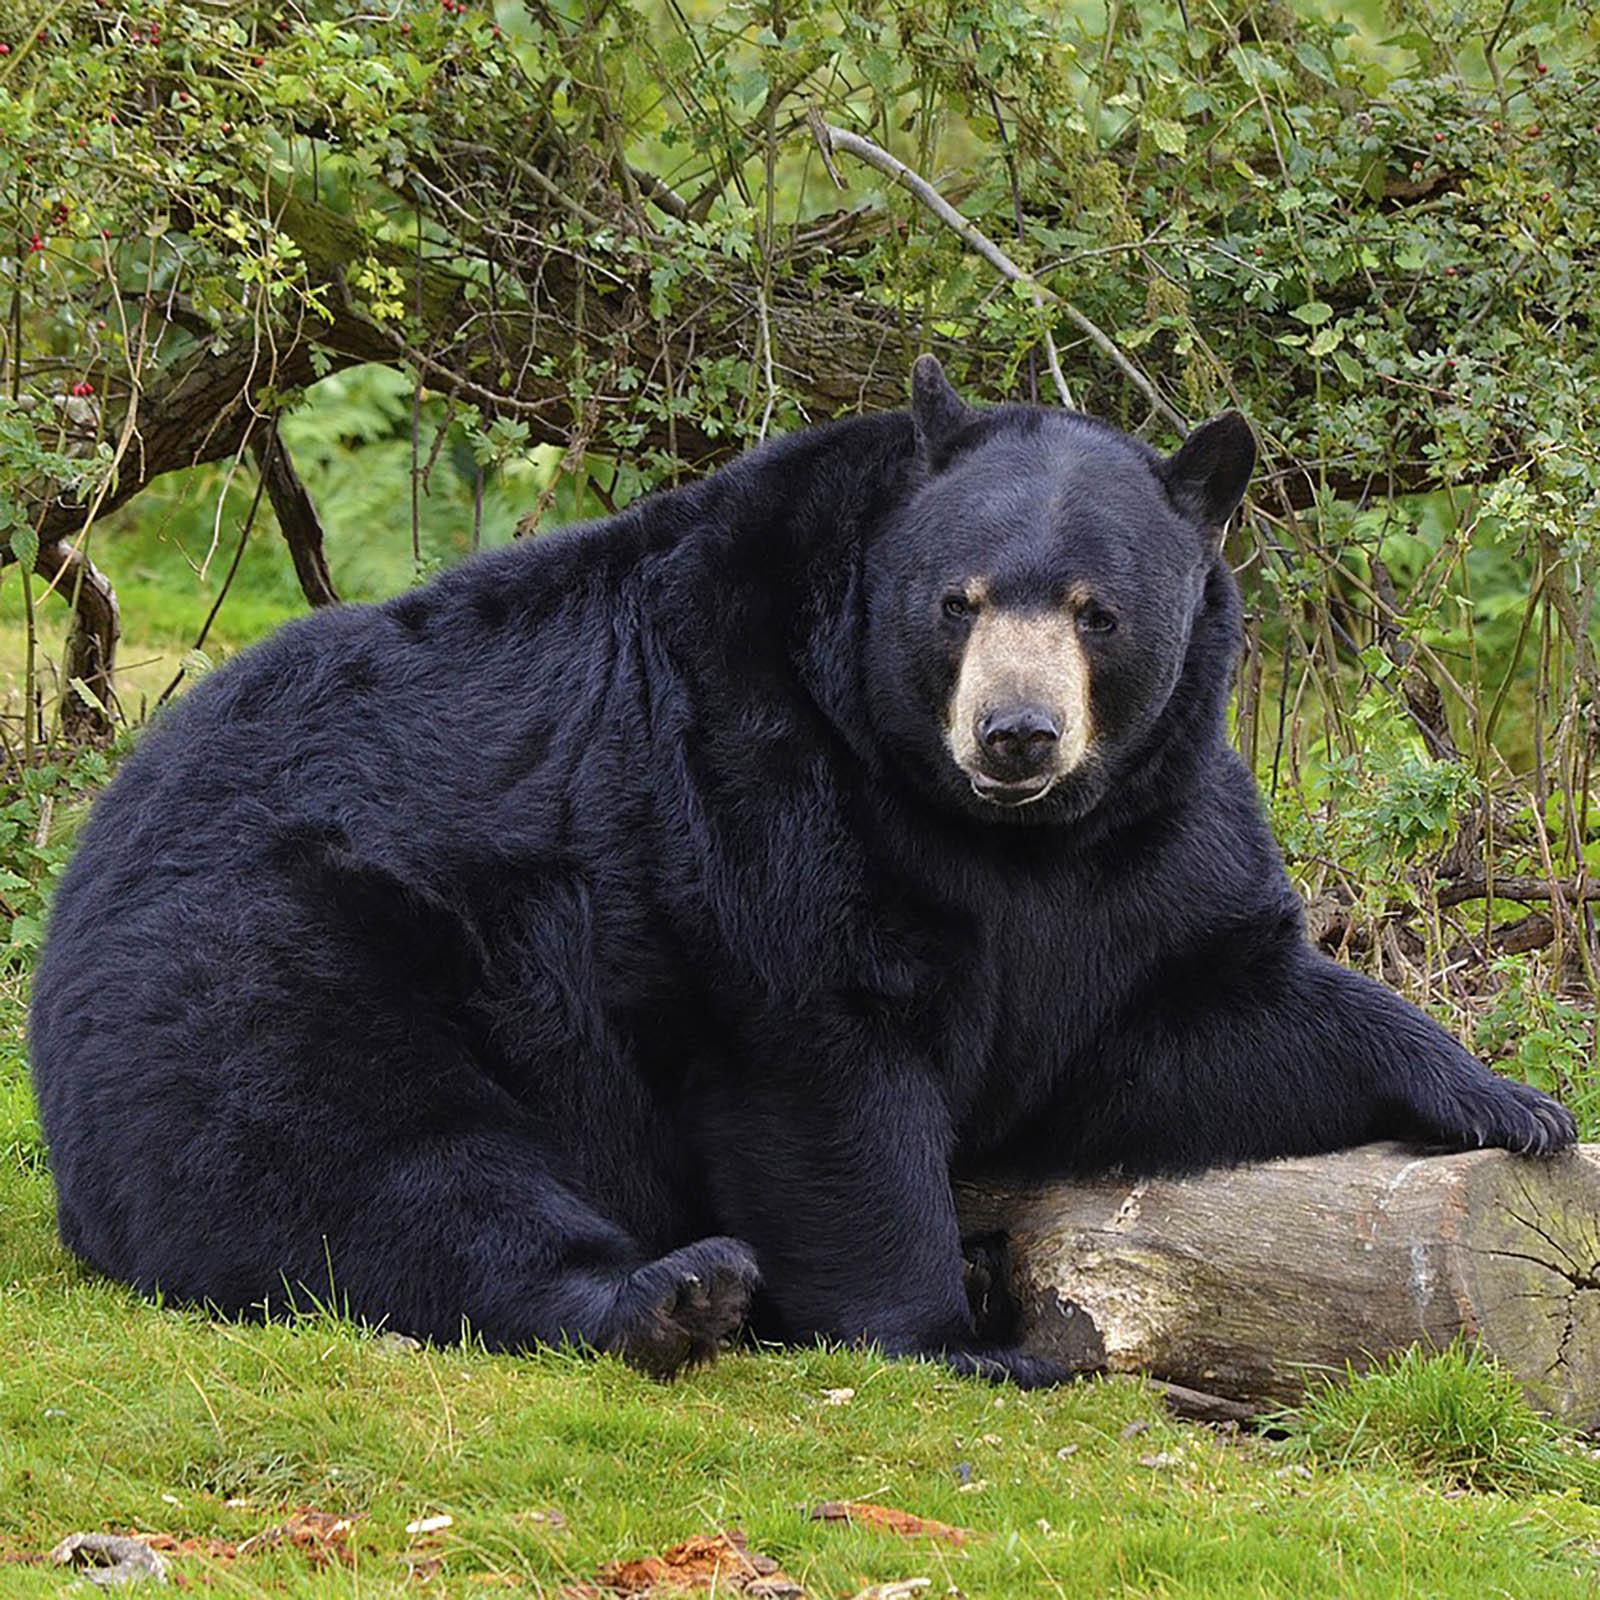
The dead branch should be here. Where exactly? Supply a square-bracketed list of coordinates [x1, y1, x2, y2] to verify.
[1438, 875, 1600, 908]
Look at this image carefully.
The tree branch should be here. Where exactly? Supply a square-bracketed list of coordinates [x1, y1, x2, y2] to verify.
[252, 427, 338, 608]
[1437, 875, 1600, 909]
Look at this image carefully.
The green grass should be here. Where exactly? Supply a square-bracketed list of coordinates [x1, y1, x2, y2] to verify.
[4, 986, 1600, 1596]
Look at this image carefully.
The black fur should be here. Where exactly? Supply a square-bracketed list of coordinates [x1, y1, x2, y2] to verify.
[29, 379, 1574, 1386]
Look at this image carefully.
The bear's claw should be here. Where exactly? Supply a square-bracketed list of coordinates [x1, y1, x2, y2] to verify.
[1423, 1077, 1576, 1158]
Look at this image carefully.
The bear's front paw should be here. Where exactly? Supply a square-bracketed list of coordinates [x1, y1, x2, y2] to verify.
[610, 1236, 760, 1379]
[939, 1346, 1076, 1389]
[1419, 1075, 1576, 1157]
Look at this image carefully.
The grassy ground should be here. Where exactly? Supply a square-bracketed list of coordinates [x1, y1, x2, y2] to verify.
[5, 984, 1600, 1598]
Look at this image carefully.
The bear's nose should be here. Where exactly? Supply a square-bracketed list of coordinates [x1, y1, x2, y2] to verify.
[977, 706, 1060, 776]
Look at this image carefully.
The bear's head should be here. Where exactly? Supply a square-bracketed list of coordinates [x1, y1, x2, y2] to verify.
[863, 357, 1255, 825]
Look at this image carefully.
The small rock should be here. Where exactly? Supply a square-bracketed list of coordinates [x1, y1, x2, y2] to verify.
[406, 1514, 454, 1536]
[1138, 1452, 1182, 1470]
[1055, 1444, 1080, 1460]
[821, 1388, 855, 1407]
[1120, 1420, 1150, 1440]
[516, 1508, 568, 1529]
[51, 1533, 168, 1587]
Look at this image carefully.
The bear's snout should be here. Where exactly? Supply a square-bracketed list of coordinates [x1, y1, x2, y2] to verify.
[946, 606, 1093, 805]
[977, 705, 1060, 779]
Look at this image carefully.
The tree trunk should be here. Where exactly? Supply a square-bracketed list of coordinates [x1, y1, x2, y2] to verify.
[46, 542, 120, 741]
[956, 1143, 1600, 1427]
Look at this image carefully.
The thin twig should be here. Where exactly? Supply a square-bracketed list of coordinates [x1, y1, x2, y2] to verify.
[157, 433, 278, 706]
[813, 118, 1188, 426]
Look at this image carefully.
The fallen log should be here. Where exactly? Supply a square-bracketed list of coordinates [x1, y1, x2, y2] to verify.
[956, 1142, 1600, 1427]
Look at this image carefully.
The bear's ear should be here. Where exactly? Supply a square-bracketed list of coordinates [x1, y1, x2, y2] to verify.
[910, 354, 971, 466]
[1159, 411, 1256, 547]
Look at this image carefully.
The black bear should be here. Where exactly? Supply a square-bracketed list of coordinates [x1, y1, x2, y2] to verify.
[30, 358, 1573, 1385]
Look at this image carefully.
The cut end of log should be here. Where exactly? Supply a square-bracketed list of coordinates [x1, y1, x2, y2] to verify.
[957, 1143, 1600, 1427]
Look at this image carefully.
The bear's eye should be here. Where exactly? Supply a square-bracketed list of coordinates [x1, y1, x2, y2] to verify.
[942, 593, 973, 621]
[1077, 603, 1118, 635]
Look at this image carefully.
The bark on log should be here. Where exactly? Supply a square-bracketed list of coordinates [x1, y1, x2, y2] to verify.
[956, 1143, 1600, 1427]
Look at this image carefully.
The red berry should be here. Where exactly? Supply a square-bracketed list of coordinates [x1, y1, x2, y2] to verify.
[1433, 131, 1445, 142]
[1444, 265, 1457, 276]
[0, 42, 11, 54]
[1252, 245, 1262, 255]
[1537, 62, 1547, 74]
[107, 110, 117, 122]
[29, 235, 43, 251]
[252, 54, 264, 65]
[1492, 120, 1502, 131]
[36, 30, 46, 40]
[1527, 125, 1540, 137]
[221, 120, 233, 132]
[400, 18, 410, 27]
[1542, 191, 1552, 201]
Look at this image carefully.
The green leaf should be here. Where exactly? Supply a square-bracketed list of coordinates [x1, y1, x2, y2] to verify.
[1147, 117, 1187, 156]
[67, 678, 110, 719]
[1308, 326, 1343, 356]
[1291, 300, 1334, 327]
[9, 525, 38, 571]
[1333, 350, 1364, 386]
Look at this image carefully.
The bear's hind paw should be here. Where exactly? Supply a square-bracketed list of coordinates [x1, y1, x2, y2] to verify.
[610, 1236, 760, 1380]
